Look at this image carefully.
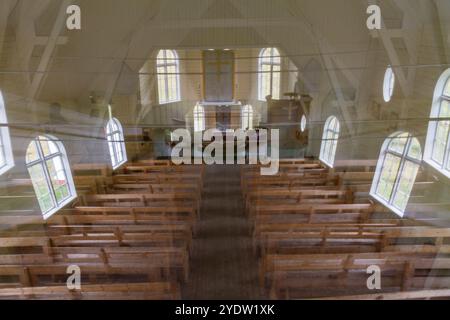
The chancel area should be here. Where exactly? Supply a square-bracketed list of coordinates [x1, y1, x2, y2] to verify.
[0, 0, 450, 300]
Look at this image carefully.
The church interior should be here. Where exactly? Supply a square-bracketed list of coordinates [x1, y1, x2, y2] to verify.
[0, 0, 450, 300]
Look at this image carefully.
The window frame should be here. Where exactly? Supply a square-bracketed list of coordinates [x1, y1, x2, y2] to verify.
[106, 117, 127, 170]
[241, 104, 254, 130]
[0, 90, 14, 175]
[319, 116, 340, 168]
[424, 68, 450, 178]
[156, 49, 181, 105]
[258, 48, 281, 101]
[370, 132, 422, 217]
[26, 135, 77, 219]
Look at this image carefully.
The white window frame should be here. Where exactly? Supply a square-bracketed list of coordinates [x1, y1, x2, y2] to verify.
[106, 118, 127, 170]
[300, 115, 307, 132]
[258, 48, 281, 101]
[241, 104, 253, 130]
[26, 135, 77, 219]
[424, 68, 450, 178]
[0, 90, 14, 175]
[156, 49, 181, 105]
[370, 132, 422, 217]
[319, 116, 340, 168]
[383, 66, 395, 102]
[193, 103, 205, 132]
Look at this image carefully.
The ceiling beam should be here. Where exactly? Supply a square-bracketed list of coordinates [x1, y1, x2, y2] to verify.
[0, 0, 17, 62]
[144, 17, 303, 29]
[368, 0, 422, 98]
[280, 0, 358, 136]
[28, 0, 71, 101]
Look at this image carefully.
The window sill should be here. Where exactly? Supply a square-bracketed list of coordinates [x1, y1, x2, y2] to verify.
[319, 157, 334, 168]
[0, 163, 14, 176]
[370, 192, 404, 218]
[112, 159, 127, 171]
[42, 195, 77, 220]
[424, 158, 450, 180]
[158, 99, 181, 105]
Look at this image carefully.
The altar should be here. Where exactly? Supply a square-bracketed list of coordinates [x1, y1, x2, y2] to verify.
[199, 101, 243, 131]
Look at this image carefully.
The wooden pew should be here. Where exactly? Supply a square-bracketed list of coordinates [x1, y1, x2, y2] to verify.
[73, 163, 111, 177]
[257, 226, 450, 256]
[244, 188, 354, 214]
[122, 164, 204, 176]
[316, 289, 450, 300]
[0, 282, 180, 300]
[249, 203, 374, 223]
[0, 264, 183, 289]
[0, 241, 189, 283]
[79, 193, 201, 218]
[261, 251, 450, 299]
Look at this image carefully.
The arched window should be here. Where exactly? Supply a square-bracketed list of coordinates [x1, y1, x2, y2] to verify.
[193, 103, 205, 132]
[26, 135, 76, 219]
[383, 66, 395, 102]
[0, 90, 14, 175]
[300, 115, 307, 132]
[319, 116, 340, 167]
[241, 104, 253, 130]
[258, 48, 281, 101]
[370, 132, 422, 217]
[106, 118, 127, 170]
[157, 49, 180, 104]
[424, 69, 450, 178]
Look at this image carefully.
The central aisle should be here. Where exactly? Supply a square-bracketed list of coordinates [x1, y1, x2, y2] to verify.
[182, 165, 263, 299]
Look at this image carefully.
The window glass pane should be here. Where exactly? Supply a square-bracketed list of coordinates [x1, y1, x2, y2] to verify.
[260, 49, 271, 63]
[270, 48, 280, 64]
[432, 121, 449, 165]
[39, 136, 59, 157]
[388, 133, 408, 154]
[392, 161, 419, 211]
[0, 140, 4, 168]
[26, 140, 40, 163]
[272, 65, 281, 100]
[28, 163, 54, 213]
[439, 100, 450, 117]
[165, 50, 174, 61]
[108, 140, 116, 166]
[261, 65, 271, 98]
[46, 157, 70, 204]
[329, 140, 338, 164]
[407, 138, 422, 160]
[444, 79, 450, 97]
[376, 153, 401, 201]
[0, 131, 7, 168]
[321, 140, 329, 162]
[157, 73, 167, 103]
[167, 66, 177, 101]
[114, 134, 123, 163]
[111, 120, 119, 131]
[445, 148, 450, 171]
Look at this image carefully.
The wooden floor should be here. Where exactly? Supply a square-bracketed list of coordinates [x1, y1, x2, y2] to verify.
[182, 165, 264, 299]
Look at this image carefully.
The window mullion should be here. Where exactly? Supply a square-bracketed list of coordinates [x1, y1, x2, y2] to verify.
[376, 151, 389, 196]
[388, 137, 411, 205]
[110, 132, 118, 166]
[269, 63, 273, 97]
[165, 64, 169, 102]
[441, 121, 450, 170]
[36, 140, 58, 211]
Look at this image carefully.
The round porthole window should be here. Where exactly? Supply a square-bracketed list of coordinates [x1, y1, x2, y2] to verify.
[300, 115, 307, 132]
[383, 66, 395, 102]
